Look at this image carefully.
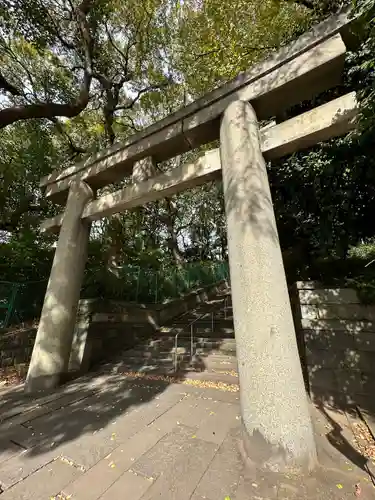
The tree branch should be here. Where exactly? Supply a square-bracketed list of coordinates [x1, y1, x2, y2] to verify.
[0, 0, 95, 129]
[0, 72, 22, 96]
[3, 44, 37, 93]
[0, 195, 43, 233]
[194, 42, 279, 59]
[105, 21, 132, 76]
[49, 117, 86, 158]
[293, 0, 316, 9]
[44, 5, 76, 49]
[121, 114, 140, 132]
[0, 71, 91, 129]
[115, 81, 170, 111]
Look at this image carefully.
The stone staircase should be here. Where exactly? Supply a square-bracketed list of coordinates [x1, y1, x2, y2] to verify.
[104, 291, 239, 384]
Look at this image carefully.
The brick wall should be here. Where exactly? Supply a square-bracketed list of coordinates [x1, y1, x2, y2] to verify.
[292, 281, 375, 406]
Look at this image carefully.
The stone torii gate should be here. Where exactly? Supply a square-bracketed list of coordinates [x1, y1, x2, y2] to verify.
[27, 11, 358, 472]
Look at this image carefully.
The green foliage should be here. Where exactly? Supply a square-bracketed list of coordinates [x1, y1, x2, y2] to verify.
[0, 232, 53, 282]
[344, 239, 375, 304]
[0, 120, 60, 233]
[352, 0, 375, 133]
[174, 0, 313, 96]
[81, 260, 229, 302]
[1, 0, 375, 314]
[268, 2, 375, 286]
[348, 239, 375, 260]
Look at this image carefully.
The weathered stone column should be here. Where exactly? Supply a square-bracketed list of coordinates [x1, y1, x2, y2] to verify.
[25, 180, 93, 393]
[220, 100, 316, 472]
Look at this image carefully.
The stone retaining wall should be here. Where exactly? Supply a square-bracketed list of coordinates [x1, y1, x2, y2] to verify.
[0, 280, 228, 375]
[0, 327, 36, 373]
[291, 281, 375, 406]
[69, 280, 228, 374]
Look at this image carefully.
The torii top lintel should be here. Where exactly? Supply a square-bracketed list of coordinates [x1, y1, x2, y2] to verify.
[40, 9, 357, 204]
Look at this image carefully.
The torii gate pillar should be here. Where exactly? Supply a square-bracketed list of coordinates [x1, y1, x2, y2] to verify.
[25, 180, 93, 393]
[220, 100, 316, 471]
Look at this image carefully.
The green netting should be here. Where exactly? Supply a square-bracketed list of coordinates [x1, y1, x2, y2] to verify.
[83, 261, 229, 303]
[0, 280, 47, 328]
[134, 261, 230, 303]
[0, 281, 19, 328]
[0, 261, 229, 327]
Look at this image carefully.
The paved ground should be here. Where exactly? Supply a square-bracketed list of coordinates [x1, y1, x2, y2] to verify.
[0, 370, 374, 500]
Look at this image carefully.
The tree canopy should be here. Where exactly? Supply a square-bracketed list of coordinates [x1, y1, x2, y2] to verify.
[1, 0, 375, 301]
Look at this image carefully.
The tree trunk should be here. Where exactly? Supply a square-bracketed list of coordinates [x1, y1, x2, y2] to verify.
[163, 198, 185, 266]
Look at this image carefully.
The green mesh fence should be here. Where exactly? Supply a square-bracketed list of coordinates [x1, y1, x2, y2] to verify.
[0, 261, 229, 328]
[121, 261, 229, 303]
[0, 280, 47, 328]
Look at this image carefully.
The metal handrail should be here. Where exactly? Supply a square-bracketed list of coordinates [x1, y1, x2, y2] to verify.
[224, 295, 232, 319]
[174, 310, 215, 372]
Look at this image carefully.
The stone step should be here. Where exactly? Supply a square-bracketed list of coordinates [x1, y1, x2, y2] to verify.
[167, 307, 233, 324]
[177, 370, 239, 385]
[146, 336, 235, 344]
[159, 326, 235, 336]
[116, 350, 237, 363]
[110, 356, 238, 375]
[122, 346, 237, 360]
[170, 317, 233, 325]
[128, 338, 236, 354]
[106, 360, 239, 380]
[171, 304, 231, 313]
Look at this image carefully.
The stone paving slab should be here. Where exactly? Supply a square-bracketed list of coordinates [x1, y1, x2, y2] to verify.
[0, 424, 37, 451]
[99, 471, 153, 500]
[233, 463, 375, 500]
[195, 400, 239, 445]
[62, 455, 126, 500]
[195, 387, 240, 404]
[12, 383, 183, 468]
[0, 373, 130, 419]
[0, 458, 82, 500]
[151, 394, 214, 431]
[1, 371, 375, 500]
[137, 431, 218, 500]
[191, 427, 243, 500]
[152, 392, 238, 434]
[0, 390, 95, 432]
[0, 443, 25, 467]
[0, 382, 185, 491]
[63, 422, 170, 500]
[54, 388, 185, 469]
[131, 425, 199, 479]
[0, 380, 88, 418]
[0, 445, 58, 490]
